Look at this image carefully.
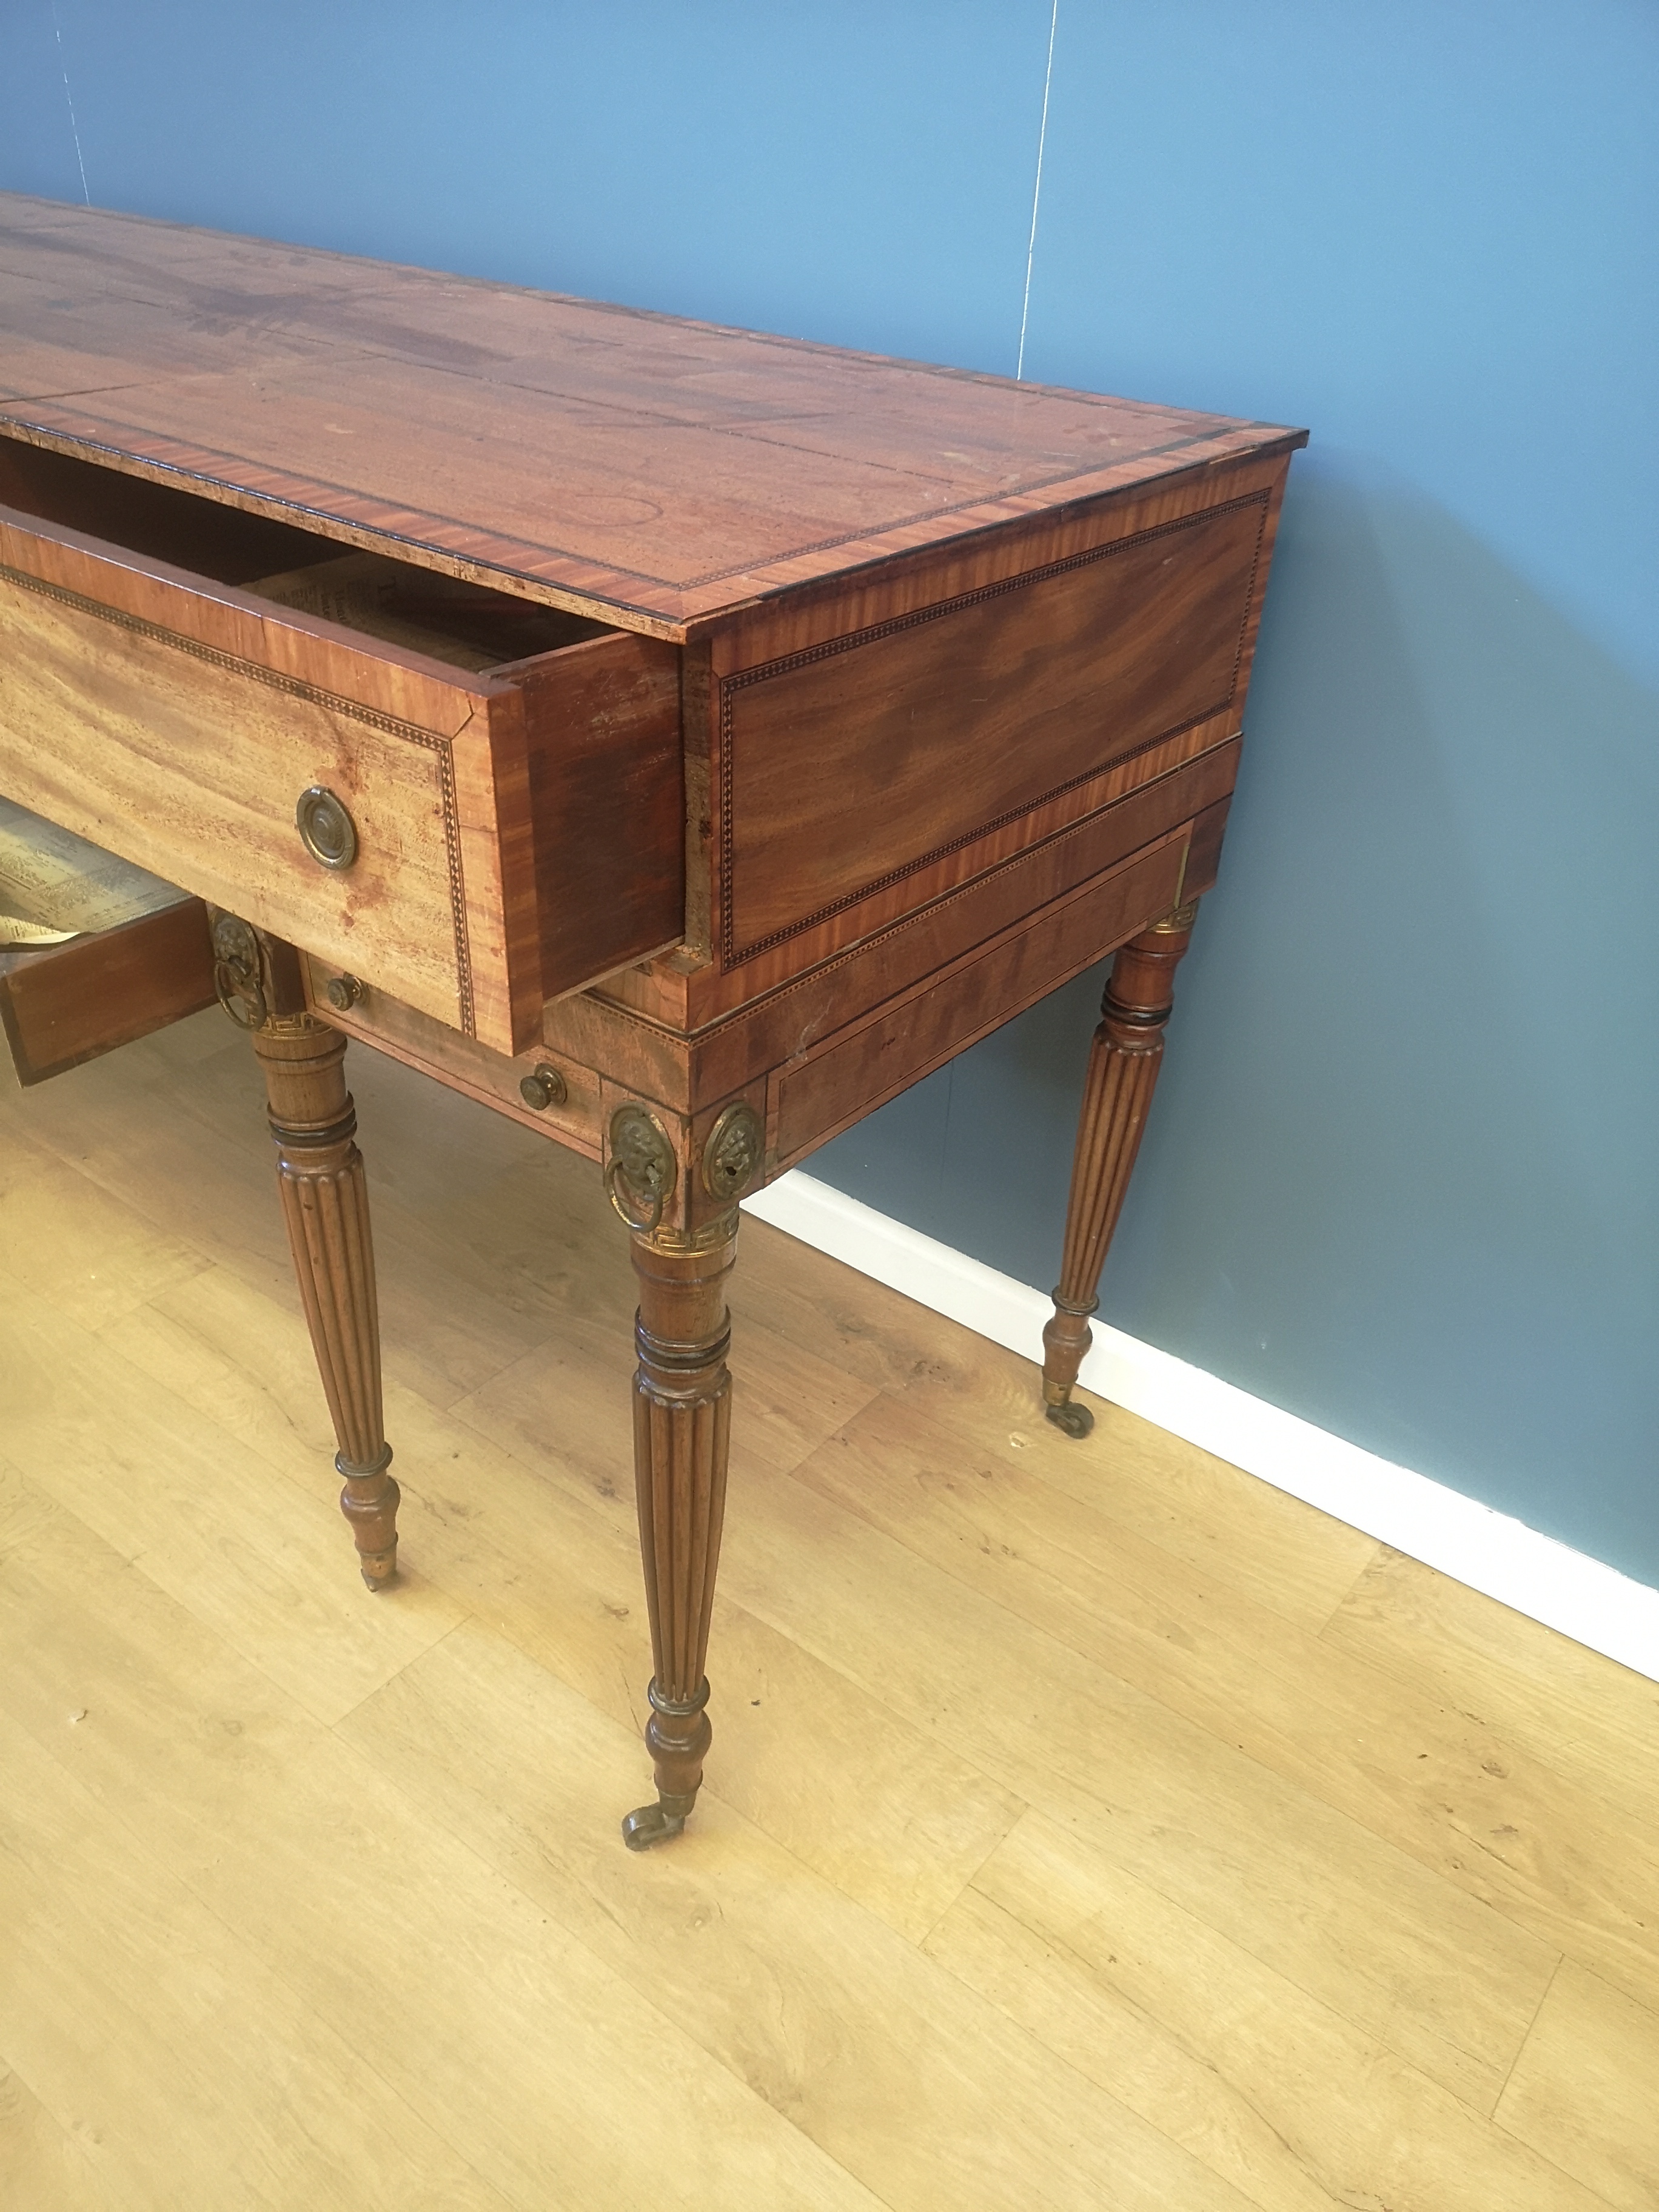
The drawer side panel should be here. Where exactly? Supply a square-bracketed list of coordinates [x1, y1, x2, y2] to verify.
[512, 629, 683, 996]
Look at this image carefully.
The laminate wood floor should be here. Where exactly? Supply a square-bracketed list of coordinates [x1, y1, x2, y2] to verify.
[2, 1013, 1655, 2211]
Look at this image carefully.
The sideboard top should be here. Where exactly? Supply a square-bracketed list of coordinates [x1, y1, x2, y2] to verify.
[0, 194, 1305, 639]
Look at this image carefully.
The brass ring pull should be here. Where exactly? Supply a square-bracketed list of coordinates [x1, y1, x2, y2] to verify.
[604, 1156, 664, 1235]
[605, 1104, 677, 1235]
[295, 786, 358, 871]
[214, 966, 267, 1028]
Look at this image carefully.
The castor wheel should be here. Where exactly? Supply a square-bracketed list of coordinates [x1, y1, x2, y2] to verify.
[621, 1794, 695, 1850]
[1044, 1397, 1094, 1439]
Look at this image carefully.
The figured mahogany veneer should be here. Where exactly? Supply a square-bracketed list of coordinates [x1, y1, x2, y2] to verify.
[0, 194, 1305, 1849]
[719, 490, 1266, 964]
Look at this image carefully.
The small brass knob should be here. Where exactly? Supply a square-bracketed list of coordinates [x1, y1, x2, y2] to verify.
[325, 973, 363, 1011]
[518, 1063, 568, 1112]
[296, 786, 358, 870]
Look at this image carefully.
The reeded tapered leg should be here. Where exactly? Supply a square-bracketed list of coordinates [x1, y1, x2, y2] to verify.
[620, 1212, 738, 1850]
[1042, 897, 1200, 1438]
[252, 1011, 398, 1586]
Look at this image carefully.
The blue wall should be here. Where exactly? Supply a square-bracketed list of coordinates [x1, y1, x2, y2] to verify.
[5, 3, 1656, 1582]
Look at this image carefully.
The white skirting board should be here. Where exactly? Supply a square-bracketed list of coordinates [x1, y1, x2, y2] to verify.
[743, 1170, 1659, 1686]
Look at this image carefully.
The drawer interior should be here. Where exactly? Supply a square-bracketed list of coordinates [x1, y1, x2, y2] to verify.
[0, 791, 187, 942]
[0, 436, 610, 671]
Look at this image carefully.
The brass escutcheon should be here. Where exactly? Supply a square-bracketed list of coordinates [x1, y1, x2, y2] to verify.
[605, 1104, 678, 1233]
[1147, 896, 1201, 936]
[212, 912, 267, 1030]
[295, 786, 358, 871]
[518, 1063, 568, 1113]
[701, 1101, 763, 1202]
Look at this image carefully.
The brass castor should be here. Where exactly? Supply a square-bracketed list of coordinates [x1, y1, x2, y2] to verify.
[1044, 1396, 1094, 1439]
[621, 1793, 697, 1851]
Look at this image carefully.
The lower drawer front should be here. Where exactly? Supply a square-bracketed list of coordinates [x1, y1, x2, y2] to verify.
[770, 833, 1185, 1168]
[300, 953, 602, 1159]
[0, 503, 538, 1053]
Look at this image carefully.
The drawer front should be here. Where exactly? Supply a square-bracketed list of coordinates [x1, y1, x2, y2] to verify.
[769, 831, 1187, 1170]
[0, 503, 540, 1055]
[300, 953, 602, 1159]
[1, 897, 215, 1085]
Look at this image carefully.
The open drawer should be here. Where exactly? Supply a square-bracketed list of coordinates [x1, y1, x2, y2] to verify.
[0, 797, 216, 1084]
[0, 440, 683, 1056]
[1, 902, 215, 1085]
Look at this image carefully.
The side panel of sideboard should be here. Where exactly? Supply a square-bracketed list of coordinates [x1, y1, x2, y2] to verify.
[719, 492, 1264, 965]
[612, 446, 1292, 1041]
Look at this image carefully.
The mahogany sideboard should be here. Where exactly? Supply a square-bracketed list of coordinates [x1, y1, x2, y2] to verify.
[0, 195, 1305, 1849]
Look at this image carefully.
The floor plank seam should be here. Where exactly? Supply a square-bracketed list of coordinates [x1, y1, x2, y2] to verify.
[326, 1610, 477, 1726]
[1487, 2119, 1628, 2212]
[418, 1398, 1044, 1829]
[1310, 1538, 1392, 1641]
[712, 1521, 1548, 2105]
[104, 1539, 421, 1732]
[774, 1458, 1543, 1920]
[1490, 1951, 1564, 2116]
[9, 1021, 1657, 2211]
[910, 1802, 1031, 1951]
[922, 1879, 1310, 2208]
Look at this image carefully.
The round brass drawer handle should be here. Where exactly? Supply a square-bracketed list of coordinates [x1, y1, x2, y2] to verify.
[325, 973, 363, 1012]
[296, 786, 358, 871]
[518, 1064, 568, 1113]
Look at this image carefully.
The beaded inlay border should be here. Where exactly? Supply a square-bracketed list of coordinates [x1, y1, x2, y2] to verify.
[716, 489, 1269, 969]
[0, 559, 477, 1036]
